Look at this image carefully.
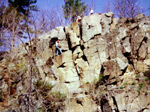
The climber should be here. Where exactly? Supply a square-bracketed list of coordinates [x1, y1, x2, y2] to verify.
[76, 15, 82, 22]
[55, 40, 62, 56]
[89, 8, 94, 15]
[99, 12, 102, 15]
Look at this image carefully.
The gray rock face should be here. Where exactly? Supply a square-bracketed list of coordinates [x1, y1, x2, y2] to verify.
[1, 13, 150, 112]
[81, 13, 102, 42]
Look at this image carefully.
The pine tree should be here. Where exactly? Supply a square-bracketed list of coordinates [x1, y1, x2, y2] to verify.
[8, 0, 38, 17]
[62, 0, 87, 22]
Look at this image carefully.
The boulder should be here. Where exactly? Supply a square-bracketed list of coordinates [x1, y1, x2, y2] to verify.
[101, 12, 113, 35]
[39, 49, 53, 63]
[84, 46, 101, 75]
[104, 12, 114, 17]
[138, 41, 147, 60]
[65, 96, 98, 112]
[147, 39, 150, 54]
[58, 67, 79, 82]
[130, 29, 145, 58]
[75, 58, 89, 71]
[64, 81, 81, 93]
[75, 58, 99, 83]
[111, 18, 119, 31]
[48, 26, 66, 40]
[135, 13, 145, 20]
[133, 60, 149, 72]
[72, 46, 83, 60]
[54, 50, 72, 67]
[130, 23, 138, 29]
[51, 83, 70, 96]
[37, 26, 65, 40]
[122, 37, 131, 53]
[97, 37, 109, 63]
[81, 13, 102, 42]
[116, 27, 129, 42]
[70, 22, 80, 37]
[59, 40, 69, 51]
[68, 30, 80, 48]
[116, 57, 128, 70]
[112, 90, 126, 112]
[102, 59, 122, 78]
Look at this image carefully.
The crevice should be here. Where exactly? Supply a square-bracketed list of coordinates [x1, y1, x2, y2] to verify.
[100, 95, 112, 112]
[130, 18, 136, 23]
[49, 37, 58, 48]
[66, 34, 72, 50]
[58, 63, 66, 68]
[25, 42, 29, 46]
[123, 52, 130, 58]
[107, 56, 111, 60]
[88, 25, 93, 29]
[100, 65, 105, 75]
[125, 19, 130, 24]
[121, 36, 127, 41]
[79, 23, 83, 40]
[137, 108, 148, 112]
[46, 57, 53, 66]
[63, 27, 66, 34]
[61, 49, 67, 52]
[76, 99, 83, 106]
[64, 81, 70, 83]
[123, 52, 134, 66]
[106, 80, 117, 86]
[89, 36, 95, 40]
[121, 66, 128, 75]
[137, 37, 147, 60]
[74, 64, 81, 78]
[112, 96, 119, 112]
[71, 45, 79, 53]
[80, 45, 85, 51]
[143, 37, 148, 43]
[82, 55, 88, 62]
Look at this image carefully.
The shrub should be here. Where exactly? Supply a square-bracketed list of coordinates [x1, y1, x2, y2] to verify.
[50, 92, 67, 99]
[138, 83, 145, 94]
[34, 80, 54, 91]
[16, 60, 28, 73]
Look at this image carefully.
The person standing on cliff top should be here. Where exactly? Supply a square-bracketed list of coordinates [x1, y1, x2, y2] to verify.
[55, 40, 62, 56]
[89, 8, 94, 15]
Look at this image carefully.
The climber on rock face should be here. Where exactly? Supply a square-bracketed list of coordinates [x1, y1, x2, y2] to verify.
[55, 40, 62, 56]
[76, 15, 82, 22]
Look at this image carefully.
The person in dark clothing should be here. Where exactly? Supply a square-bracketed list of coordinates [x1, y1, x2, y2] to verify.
[55, 40, 62, 56]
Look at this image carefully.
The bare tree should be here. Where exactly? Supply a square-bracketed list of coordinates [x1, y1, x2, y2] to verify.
[103, 0, 111, 13]
[113, 0, 144, 18]
[35, 8, 65, 34]
[0, 8, 17, 51]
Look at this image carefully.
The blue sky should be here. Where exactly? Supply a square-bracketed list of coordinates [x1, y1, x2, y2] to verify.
[36, 0, 150, 16]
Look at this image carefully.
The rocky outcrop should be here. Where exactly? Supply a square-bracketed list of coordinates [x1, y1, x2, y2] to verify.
[0, 12, 150, 111]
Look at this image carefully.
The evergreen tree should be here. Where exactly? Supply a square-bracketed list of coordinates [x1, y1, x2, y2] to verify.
[62, 0, 87, 22]
[8, 0, 38, 17]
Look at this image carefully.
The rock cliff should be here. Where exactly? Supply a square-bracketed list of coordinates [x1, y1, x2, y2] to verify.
[0, 12, 150, 112]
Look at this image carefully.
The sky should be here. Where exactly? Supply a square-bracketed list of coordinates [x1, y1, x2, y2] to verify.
[36, 0, 150, 16]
